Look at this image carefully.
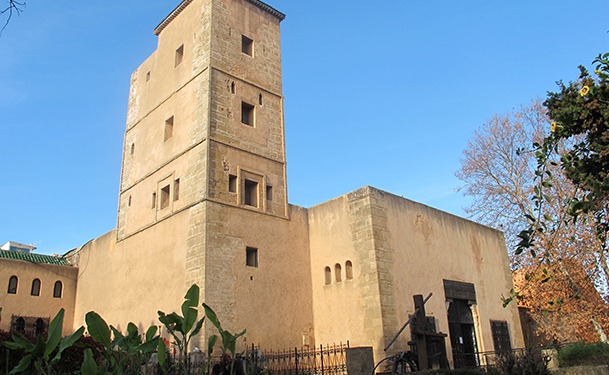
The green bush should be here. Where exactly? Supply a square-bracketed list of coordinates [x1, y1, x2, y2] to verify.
[558, 342, 609, 367]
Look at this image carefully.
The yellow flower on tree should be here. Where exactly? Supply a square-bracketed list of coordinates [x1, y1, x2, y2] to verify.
[580, 86, 590, 96]
[551, 122, 557, 132]
[595, 70, 602, 75]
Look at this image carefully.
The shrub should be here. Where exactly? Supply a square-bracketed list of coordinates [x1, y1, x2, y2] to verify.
[494, 349, 550, 375]
[558, 342, 609, 367]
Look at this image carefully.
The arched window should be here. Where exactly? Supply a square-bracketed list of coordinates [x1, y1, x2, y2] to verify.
[35, 318, 46, 336]
[14, 317, 25, 332]
[53, 281, 63, 298]
[31, 279, 41, 296]
[8, 276, 18, 294]
[335, 263, 342, 282]
[324, 267, 332, 285]
[345, 261, 353, 280]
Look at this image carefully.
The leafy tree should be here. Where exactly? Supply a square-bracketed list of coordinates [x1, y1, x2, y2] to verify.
[456, 99, 609, 342]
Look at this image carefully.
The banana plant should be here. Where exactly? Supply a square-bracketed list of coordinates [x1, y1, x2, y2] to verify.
[84, 311, 159, 375]
[2, 308, 84, 375]
[203, 303, 246, 375]
[157, 284, 206, 374]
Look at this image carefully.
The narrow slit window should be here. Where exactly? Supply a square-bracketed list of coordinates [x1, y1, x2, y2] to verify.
[335, 263, 342, 282]
[241, 102, 254, 126]
[346, 260, 353, 280]
[174, 179, 180, 201]
[175, 44, 184, 67]
[231, 81, 235, 94]
[128, 195, 132, 207]
[266, 185, 273, 201]
[246, 247, 258, 267]
[8, 276, 18, 294]
[259, 93, 263, 105]
[160, 185, 170, 209]
[242, 35, 253, 56]
[152, 192, 156, 209]
[53, 281, 62, 298]
[324, 267, 332, 285]
[130, 143, 135, 155]
[244, 179, 258, 207]
[146, 71, 150, 81]
[229, 174, 237, 193]
[164, 116, 174, 141]
[31, 279, 41, 296]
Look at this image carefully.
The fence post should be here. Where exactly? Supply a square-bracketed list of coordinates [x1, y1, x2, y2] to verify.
[320, 344, 324, 375]
[295, 347, 299, 375]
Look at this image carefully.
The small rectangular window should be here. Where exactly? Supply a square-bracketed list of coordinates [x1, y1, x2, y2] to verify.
[246, 247, 258, 267]
[175, 44, 184, 67]
[128, 195, 132, 207]
[266, 185, 273, 201]
[160, 185, 170, 209]
[241, 102, 254, 126]
[242, 35, 253, 56]
[152, 192, 156, 208]
[229, 174, 237, 193]
[491, 320, 512, 353]
[146, 71, 150, 81]
[244, 179, 258, 207]
[164, 116, 174, 141]
[174, 179, 180, 201]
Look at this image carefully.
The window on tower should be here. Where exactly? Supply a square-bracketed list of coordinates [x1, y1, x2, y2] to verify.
[175, 44, 184, 67]
[244, 179, 258, 207]
[165, 116, 174, 141]
[160, 185, 170, 209]
[241, 102, 254, 126]
[242, 35, 253, 56]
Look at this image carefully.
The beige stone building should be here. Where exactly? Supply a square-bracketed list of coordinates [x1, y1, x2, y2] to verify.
[0, 250, 77, 337]
[1, 0, 524, 368]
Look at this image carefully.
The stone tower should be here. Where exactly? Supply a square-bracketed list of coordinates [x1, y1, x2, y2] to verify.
[109, 0, 314, 348]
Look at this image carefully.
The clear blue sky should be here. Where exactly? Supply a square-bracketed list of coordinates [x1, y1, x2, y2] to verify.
[1, 1, 608, 255]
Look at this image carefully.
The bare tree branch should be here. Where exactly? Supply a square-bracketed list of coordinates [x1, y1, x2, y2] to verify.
[1, 0, 26, 36]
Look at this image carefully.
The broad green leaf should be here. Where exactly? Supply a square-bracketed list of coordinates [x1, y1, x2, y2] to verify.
[183, 306, 198, 335]
[31, 334, 46, 359]
[11, 333, 34, 351]
[203, 303, 222, 331]
[44, 308, 65, 357]
[127, 322, 138, 336]
[145, 325, 158, 342]
[134, 337, 159, 354]
[86, 311, 112, 348]
[158, 337, 167, 372]
[3, 341, 22, 350]
[55, 326, 85, 362]
[9, 354, 32, 374]
[81, 348, 98, 375]
[208, 334, 218, 352]
[190, 317, 205, 338]
[181, 284, 200, 319]
[111, 326, 126, 349]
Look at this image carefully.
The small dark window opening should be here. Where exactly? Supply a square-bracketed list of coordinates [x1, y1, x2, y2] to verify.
[491, 320, 512, 353]
[241, 102, 254, 126]
[324, 267, 332, 285]
[146, 71, 150, 82]
[266, 185, 273, 201]
[164, 116, 174, 141]
[246, 247, 258, 267]
[244, 179, 258, 207]
[346, 260, 353, 280]
[231, 81, 235, 94]
[8, 276, 18, 294]
[152, 192, 157, 208]
[242, 35, 253, 56]
[229, 174, 237, 193]
[130, 143, 135, 155]
[14, 317, 25, 332]
[53, 281, 62, 298]
[35, 318, 46, 336]
[160, 185, 170, 209]
[335, 263, 342, 282]
[175, 44, 184, 67]
[259, 93, 263, 105]
[31, 279, 41, 296]
[128, 195, 132, 207]
[174, 179, 180, 201]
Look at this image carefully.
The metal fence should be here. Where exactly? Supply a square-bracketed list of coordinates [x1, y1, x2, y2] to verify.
[149, 342, 349, 375]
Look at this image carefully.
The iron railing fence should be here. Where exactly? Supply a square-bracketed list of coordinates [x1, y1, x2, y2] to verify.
[148, 342, 349, 375]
